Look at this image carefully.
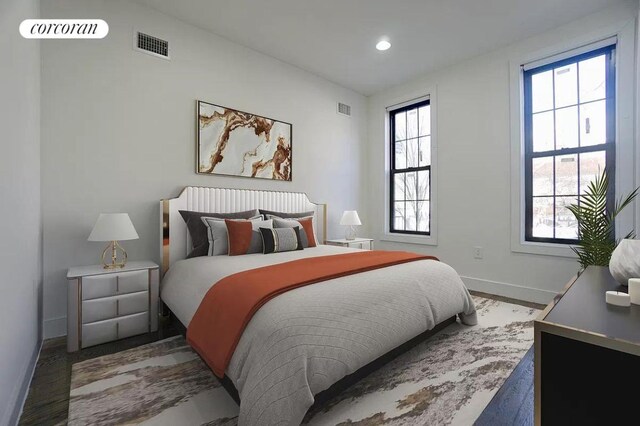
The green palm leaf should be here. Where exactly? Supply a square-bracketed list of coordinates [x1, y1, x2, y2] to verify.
[568, 169, 637, 269]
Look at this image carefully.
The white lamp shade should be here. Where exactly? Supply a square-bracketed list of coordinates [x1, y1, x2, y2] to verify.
[88, 213, 139, 242]
[340, 210, 362, 226]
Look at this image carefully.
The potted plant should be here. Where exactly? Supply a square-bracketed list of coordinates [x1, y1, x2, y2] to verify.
[567, 169, 638, 269]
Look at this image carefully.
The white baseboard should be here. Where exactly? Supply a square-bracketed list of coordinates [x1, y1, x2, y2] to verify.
[44, 316, 66, 338]
[461, 275, 557, 305]
[5, 339, 42, 426]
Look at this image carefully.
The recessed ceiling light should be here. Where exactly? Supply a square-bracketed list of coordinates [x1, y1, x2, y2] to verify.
[376, 39, 391, 51]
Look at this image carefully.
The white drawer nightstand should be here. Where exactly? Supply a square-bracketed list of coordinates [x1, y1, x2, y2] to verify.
[325, 237, 374, 250]
[66, 261, 159, 352]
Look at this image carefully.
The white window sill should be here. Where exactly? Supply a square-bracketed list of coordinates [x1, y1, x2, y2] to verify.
[381, 233, 438, 246]
[511, 240, 578, 259]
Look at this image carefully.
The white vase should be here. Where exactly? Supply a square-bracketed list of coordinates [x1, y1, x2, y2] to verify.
[609, 239, 640, 286]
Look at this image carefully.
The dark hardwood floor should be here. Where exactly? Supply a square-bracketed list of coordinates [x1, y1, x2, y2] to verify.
[19, 293, 544, 425]
[475, 347, 535, 426]
[470, 290, 545, 310]
[19, 317, 180, 426]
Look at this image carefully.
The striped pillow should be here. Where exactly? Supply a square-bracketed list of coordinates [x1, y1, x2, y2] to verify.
[259, 227, 304, 254]
[271, 217, 317, 247]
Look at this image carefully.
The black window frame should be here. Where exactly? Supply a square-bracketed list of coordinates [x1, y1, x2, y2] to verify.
[389, 99, 431, 236]
[524, 44, 616, 244]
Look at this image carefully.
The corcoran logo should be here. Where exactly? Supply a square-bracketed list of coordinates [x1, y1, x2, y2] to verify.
[19, 19, 108, 39]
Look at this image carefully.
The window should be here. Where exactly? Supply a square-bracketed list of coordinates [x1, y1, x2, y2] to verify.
[389, 100, 431, 235]
[524, 44, 615, 244]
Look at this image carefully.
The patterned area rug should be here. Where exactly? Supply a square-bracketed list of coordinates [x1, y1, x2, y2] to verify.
[68, 296, 539, 425]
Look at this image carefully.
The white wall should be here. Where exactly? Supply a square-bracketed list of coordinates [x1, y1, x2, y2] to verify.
[41, 0, 368, 337]
[366, 1, 639, 303]
[0, 0, 42, 424]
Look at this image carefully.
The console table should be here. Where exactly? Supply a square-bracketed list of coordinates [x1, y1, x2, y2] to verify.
[534, 266, 640, 424]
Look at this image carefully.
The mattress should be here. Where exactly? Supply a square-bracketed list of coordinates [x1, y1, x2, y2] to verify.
[161, 245, 477, 425]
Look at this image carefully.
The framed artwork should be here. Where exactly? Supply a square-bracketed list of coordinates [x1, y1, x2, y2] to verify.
[196, 100, 292, 181]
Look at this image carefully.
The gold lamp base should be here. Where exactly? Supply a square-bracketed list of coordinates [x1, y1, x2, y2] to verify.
[101, 240, 128, 269]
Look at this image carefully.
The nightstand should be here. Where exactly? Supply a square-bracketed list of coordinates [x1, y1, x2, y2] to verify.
[66, 261, 159, 352]
[325, 237, 374, 250]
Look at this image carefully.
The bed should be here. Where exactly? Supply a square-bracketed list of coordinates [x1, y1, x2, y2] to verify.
[159, 187, 477, 425]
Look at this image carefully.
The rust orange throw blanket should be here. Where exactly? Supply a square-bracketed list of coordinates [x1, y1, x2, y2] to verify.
[186, 250, 438, 377]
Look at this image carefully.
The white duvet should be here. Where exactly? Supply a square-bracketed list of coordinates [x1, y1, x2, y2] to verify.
[161, 245, 477, 425]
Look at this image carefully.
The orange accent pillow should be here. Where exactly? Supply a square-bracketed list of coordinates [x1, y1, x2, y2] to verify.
[297, 217, 317, 247]
[225, 220, 253, 256]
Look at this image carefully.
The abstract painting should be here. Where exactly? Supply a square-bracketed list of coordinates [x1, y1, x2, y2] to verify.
[197, 100, 292, 181]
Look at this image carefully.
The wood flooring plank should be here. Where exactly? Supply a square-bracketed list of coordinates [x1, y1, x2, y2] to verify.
[475, 346, 534, 426]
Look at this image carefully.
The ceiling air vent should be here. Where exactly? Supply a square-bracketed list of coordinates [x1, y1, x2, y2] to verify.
[135, 31, 170, 60]
[337, 102, 351, 117]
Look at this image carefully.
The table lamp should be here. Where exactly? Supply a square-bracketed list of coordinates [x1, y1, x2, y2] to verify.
[340, 210, 361, 240]
[88, 213, 139, 269]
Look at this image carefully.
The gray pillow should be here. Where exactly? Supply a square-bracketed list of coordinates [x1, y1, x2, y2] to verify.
[259, 209, 315, 219]
[201, 217, 272, 255]
[179, 209, 260, 258]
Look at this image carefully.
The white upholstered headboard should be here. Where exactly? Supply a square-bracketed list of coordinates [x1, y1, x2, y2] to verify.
[160, 187, 327, 276]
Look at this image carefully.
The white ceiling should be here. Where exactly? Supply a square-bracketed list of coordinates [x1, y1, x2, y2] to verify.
[135, 0, 626, 95]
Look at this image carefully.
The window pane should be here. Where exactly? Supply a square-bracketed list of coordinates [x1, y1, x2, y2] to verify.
[532, 197, 554, 238]
[555, 197, 578, 239]
[404, 171, 417, 200]
[417, 170, 429, 200]
[407, 109, 418, 139]
[406, 201, 417, 231]
[394, 112, 406, 141]
[393, 202, 405, 231]
[394, 174, 405, 201]
[532, 157, 553, 196]
[555, 106, 578, 149]
[417, 201, 430, 233]
[395, 171, 421, 201]
[532, 70, 553, 113]
[555, 154, 578, 196]
[579, 151, 606, 194]
[394, 141, 406, 169]
[418, 136, 431, 167]
[418, 105, 431, 136]
[533, 111, 554, 152]
[579, 55, 606, 103]
[580, 100, 606, 147]
[554, 63, 578, 108]
[406, 138, 419, 168]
